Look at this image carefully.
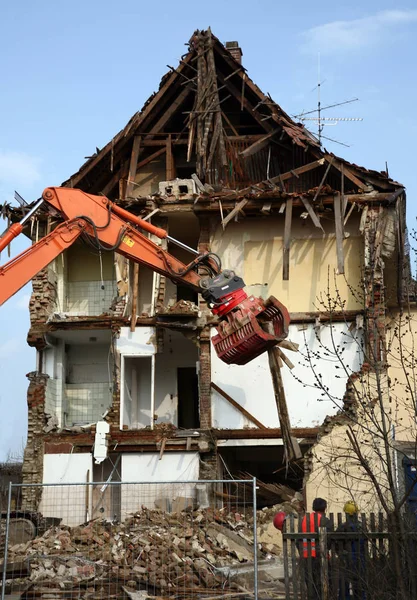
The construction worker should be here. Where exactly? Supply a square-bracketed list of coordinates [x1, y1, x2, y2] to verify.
[300, 498, 333, 600]
[336, 501, 366, 600]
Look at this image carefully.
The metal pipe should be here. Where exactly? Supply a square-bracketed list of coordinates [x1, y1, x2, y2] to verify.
[166, 235, 200, 256]
[1, 482, 13, 600]
[20, 198, 44, 225]
[252, 476, 258, 600]
[11, 479, 254, 487]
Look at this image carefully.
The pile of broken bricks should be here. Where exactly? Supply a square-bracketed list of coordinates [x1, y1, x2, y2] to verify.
[1, 504, 295, 599]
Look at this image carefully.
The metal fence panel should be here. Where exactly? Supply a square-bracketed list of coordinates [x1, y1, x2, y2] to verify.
[1, 480, 260, 600]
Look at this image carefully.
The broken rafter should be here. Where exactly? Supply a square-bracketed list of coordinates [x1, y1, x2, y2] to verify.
[239, 129, 280, 158]
[210, 382, 267, 429]
[125, 135, 142, 198]
[322, 153, 365, 191]
[145, 85, 193, 140]
[221, 198, 249, 229]
[300, 196, 324, 232]
[238, 158, 326, 195]
[136, 147, 166, 170]
[334, 192, 345, 274]
[218, 71, 273, 133]
[66, 54, 195, 189]
[283, 198, 293, 281]
[166, 134, 175, 180]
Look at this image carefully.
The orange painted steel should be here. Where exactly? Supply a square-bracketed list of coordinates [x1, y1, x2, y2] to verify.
[0, 187, 202, 306]
[0, 223, 23, 253]
[0, 219, 86, 306]
[0, 187, 291, 365]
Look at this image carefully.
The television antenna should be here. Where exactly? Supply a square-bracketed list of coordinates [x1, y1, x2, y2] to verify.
[294, 54, 363, 147]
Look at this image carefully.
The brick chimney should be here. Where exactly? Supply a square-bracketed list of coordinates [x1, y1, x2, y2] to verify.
[225, 41, 243, 64]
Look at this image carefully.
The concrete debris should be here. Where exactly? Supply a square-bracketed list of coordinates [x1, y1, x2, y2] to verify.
[2, 504, 291, 597]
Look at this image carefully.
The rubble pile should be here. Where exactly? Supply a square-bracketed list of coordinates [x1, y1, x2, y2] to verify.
[3, 504, 292, 597]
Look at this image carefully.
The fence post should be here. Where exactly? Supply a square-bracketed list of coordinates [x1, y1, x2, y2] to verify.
[252, 476, 258, 600]
[1, 482, 13, 600]
[319, 526, 329, 600]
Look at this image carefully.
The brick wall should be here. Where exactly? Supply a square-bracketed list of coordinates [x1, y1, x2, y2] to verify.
[29, 268, 58, 326]
[21, 372, 48, 510]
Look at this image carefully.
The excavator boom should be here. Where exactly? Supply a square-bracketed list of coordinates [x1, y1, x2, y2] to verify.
[0, 187, 290, 365]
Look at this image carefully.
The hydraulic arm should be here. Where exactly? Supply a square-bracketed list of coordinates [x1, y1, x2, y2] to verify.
[0, 187, 290, 365]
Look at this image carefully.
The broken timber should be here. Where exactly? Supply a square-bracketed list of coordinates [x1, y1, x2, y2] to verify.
[210, 382, 267, 429]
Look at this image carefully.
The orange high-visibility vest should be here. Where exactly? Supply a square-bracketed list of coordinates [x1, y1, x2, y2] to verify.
[301, 512, 323, 558]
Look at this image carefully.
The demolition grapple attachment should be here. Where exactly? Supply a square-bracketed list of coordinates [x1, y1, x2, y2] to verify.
[200, 272, 290, 366]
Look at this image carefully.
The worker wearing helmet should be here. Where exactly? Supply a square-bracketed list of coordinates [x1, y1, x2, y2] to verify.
[336, 501, 366, 600]
[300, 498, 333, 600]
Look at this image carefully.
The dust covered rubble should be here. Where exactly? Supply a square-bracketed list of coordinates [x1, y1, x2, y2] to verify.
[4, 504, 294, 593]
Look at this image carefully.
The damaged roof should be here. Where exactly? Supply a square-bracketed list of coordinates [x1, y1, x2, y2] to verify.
[60, 28, 403, 197]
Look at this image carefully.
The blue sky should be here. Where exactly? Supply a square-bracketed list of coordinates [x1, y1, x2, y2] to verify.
[1, 1, 416, 460]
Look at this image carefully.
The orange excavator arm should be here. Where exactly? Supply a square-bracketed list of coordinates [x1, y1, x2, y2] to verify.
[0, 187, 290, 365]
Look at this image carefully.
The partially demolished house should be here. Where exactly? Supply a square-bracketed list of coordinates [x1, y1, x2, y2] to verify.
[10, 29, 409, 517]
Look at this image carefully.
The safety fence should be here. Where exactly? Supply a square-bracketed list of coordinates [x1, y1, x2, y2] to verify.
[0, 480, 259, 600]
[282, 512, 417, 600]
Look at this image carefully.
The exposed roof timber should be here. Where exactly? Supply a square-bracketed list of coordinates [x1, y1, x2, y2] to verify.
[239, 129, 280, 158]
[62, 28, 402, 193]
[64, 52, 194, 188]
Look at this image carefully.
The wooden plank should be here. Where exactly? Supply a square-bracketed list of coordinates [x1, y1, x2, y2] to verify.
[145, 85, 192, 139]
[210, 382, 267, 429]
[283, 197, 292, 281]
[101, 165, 122, 196]
[267, 341, 302, 461]
[67, 56, 194, 188]
[221, 110, 239, 136]
[323, 153, 365, 190]
[344, 201, 356, 226]
[125, 135, 142, 198]
[333, 192, 345, 274]
[218, 72, 274, 133]
[300, 196, 324, 232]
[311, 156, 334, 204]
[239, 158, 326, 194]
[130, 263, 139, 332]
[240, 129, 280, 158]
[221, 198, 249, 229]
[319, 527, 329, 600]
[166, 134, 175, 180]
[136, 147, 166, 170]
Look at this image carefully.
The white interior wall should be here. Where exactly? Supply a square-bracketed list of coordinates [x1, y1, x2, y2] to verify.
[154, 331, 198, 426]
[211, 322, 363, 429]
[116, 327, 156, 355]
[117, 328, 156, 429]
[43, 340, 65, 427]
[41, 453, 93, 526]
[121, 452, 199, 515]
[123, 356, 153, 428]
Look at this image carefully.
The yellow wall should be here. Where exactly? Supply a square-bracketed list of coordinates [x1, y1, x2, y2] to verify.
[386, 308, 417, 442]
[67, 242, 114, 282]
[211, 214, 363, 313]
[305, 419, 388, 515]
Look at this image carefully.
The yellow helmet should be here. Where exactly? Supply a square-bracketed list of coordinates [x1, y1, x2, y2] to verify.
[343, 501, 359, 515]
